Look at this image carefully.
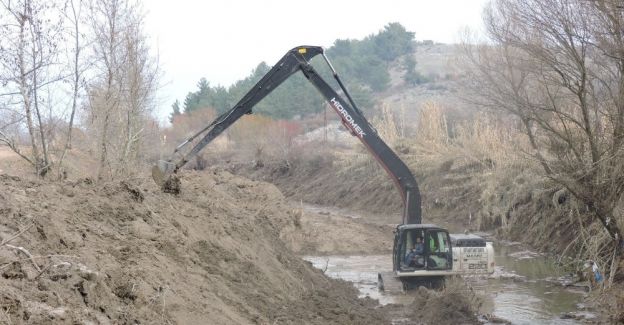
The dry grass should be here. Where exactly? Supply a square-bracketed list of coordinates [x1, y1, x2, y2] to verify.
[410, 102, 532, 171]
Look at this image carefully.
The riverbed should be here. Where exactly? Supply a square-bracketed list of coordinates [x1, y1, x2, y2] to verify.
[304, 242, 592, 324]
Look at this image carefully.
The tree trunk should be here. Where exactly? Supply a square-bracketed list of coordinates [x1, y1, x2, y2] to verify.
[18, 16, 41, 174]
[32, 44, 49, 176]
[98, 112, 110, 180]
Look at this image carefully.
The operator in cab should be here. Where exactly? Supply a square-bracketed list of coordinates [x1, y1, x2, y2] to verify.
[405, 237, 425, 268]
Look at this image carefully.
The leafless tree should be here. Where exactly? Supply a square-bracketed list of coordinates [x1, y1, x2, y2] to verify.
[461, 0, 624, 281]
[0, 0, 63, 176]
[85, 0, 158, 179]
[117, 11, 159, 174]
[0, 0, 158, 179]
[56, 0, 87, 177]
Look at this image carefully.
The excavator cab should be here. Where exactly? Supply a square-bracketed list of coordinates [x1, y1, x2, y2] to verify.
[379, 224, 453, 292]
[393, 224, 453, 273]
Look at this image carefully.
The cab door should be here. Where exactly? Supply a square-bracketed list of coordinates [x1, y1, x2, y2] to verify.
[424, 229, 453, 271]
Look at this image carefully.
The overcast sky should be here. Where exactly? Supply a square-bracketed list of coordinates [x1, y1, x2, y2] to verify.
[144, 0, 489, 120]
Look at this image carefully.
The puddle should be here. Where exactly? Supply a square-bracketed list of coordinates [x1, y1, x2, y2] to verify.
[303, 255, 410, 305]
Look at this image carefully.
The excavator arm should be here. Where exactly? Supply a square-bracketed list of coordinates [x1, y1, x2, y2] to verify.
[154, 46, 421, 224]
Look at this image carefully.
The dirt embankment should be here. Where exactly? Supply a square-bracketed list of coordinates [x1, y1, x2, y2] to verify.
[225, 153, 588, 252]
[290, 203, 393, 255]
[225, 155, 486, 233]
[0, 169, 388, 324]
[226, 157, 405, 225]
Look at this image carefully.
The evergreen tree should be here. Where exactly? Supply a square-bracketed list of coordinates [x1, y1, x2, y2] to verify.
[403, 56, 427, 85]
[169, 99, 181, 123]
[374, 23, 415, 62]
[183, 92, 198, 113]
[197, 78, 210, 95]
[212, 86, 230, 114]
[173, 23, 418, 119]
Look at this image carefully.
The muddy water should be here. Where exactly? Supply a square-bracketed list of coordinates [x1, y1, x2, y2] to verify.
[304, 255, 410, 305]
[304, 243, 590, 324]
[479, 243, 590, 324]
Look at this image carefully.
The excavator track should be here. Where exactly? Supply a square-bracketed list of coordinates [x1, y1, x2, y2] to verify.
[377, 272, 405, 293]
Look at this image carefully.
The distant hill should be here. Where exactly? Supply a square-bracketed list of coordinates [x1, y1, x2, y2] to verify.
[381, 43, 468, 122]
[376, 44, 459, 116]
[169, 25, 477, 129]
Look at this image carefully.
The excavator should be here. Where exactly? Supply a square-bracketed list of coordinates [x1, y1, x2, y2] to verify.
[153, 46, 494, 291]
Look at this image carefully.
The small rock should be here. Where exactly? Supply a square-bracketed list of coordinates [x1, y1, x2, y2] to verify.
[49, 307, 66, 319]
[78, 263, 99, 281]
[417, 286, 430, 298]
[560, 311, 596, 320]
[480, 314, 511, 324]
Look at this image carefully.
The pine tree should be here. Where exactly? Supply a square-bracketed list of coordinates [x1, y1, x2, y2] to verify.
[183, 92, 198, 113]
[169, 99, 181, 123]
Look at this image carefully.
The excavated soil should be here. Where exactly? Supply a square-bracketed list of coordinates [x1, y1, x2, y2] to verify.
[0, 168, 389, 324]
[404, 280, 481, 325]
[288, 204, 392, 255]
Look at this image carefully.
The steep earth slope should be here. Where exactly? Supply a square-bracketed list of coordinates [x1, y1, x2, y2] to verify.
[0, 169, 387, 324]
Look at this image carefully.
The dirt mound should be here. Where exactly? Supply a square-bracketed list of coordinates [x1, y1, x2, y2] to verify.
[404, 279, 482, 325]
[0, 169, 388, 324]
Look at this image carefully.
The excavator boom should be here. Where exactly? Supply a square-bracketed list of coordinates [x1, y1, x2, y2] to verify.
[154, 46, 421, 224]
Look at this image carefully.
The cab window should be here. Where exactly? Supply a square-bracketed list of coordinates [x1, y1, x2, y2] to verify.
[426, 230, 451, 270]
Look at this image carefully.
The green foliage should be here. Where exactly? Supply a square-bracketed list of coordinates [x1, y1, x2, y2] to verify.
[176, 22, 417, 120]
[183, 78, 228, 114]
[325, 22, 415, 91]
[373, 22, 415, 62]
[403, 56, 429, 85]
[182, 92, 197, 114]
[347, 84, 374, 109]
[169, 99, 181, 123]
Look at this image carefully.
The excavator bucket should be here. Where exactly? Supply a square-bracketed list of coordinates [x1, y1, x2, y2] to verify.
[151, 163, 167, 187]
[152, 160, 181, 194]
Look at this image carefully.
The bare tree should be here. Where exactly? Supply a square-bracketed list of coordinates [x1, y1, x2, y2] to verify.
[86, 0, 158, 179]
[0, 0, 157, 180]
[118, 10, 159, 174]
[56, 0, 88, 178]
[461, 0, 624, 281]
[0, 0, 63, 176]
[87, 0, 124, 179]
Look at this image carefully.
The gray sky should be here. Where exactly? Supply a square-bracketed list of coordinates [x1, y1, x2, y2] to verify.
[145, 0, 489, 120]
